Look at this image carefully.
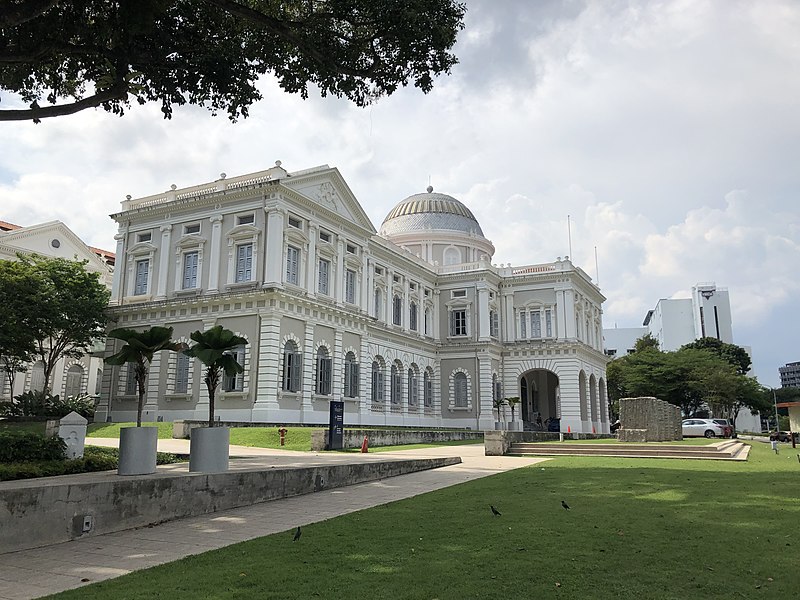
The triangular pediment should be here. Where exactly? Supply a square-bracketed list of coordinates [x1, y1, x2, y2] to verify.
[0, 220, 114, 286]
[281, 166, 377, 233]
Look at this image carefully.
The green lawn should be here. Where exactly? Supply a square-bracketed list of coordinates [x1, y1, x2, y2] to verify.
[87, 422, 174, 439]
[0, 421, 46, 434]
[48, 441, 800, 599]
[340, 439, 485, 453]
[228, 427, 313, 452]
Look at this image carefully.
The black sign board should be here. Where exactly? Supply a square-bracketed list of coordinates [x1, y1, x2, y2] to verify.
[327, 400, 344, 450]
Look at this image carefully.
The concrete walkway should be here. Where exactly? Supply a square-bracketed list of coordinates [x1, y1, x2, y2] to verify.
[0, 443, 545, 600]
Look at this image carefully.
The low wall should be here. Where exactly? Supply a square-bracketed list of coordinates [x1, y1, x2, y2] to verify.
[0, 456, 459, 554]
[484, 430, 613, 455]
[310, 429, 484, 451]
[619, 396, 682, 442]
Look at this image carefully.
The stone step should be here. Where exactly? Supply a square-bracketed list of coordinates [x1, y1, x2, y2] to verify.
[507, 441, 749, 461]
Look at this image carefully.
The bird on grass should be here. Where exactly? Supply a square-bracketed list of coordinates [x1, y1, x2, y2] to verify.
[490, 505, 502, 516]
[561, 500, 570, 510]
[293, 526, 302, 541]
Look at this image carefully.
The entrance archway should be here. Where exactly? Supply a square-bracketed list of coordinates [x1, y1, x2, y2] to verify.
[520, 369, 559, 430]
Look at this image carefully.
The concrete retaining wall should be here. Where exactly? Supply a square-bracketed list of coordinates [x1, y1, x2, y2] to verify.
[484, 430, 613, 455]
[0, 456, 459, 554]
[310, 429, 484, 451]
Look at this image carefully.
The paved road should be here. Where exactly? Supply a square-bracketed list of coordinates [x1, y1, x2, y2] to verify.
[0, 443, 546, 600]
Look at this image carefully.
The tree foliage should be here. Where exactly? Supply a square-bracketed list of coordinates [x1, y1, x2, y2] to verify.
[681, 337, 752, 375]
[606, 342, 768, 424]
[0, 258, 42, 390]
[0, 255, 109, 398]
[633, 333, 660, 353]
[0, 0, 466, 122]
[183, 325, 247, 427]
[105, 326, 186, 426]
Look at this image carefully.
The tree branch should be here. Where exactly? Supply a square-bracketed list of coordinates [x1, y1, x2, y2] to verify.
[0, 81, 128, 121]
[204, 0, 373, 78]
[0, 0, 59, 28]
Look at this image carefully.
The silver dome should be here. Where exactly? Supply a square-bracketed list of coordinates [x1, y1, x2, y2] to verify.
[379, 190, 485, 238]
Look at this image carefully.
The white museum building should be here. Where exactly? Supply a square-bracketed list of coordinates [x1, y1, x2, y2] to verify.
[0, 220, 115, 401]
[97, 162, 610, 433]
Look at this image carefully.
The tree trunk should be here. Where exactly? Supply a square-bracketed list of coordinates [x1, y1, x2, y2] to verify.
[206, 366, 221, 427]
[135, 361, 147, 427]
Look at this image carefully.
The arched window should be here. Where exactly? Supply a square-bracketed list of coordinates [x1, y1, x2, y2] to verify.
[344, 352, 359, 398]
[223, 345, 245, 392]
[30, 361, 45, 393]
[175, 353, 191, 394]
[409, 302, 418, 331]
[408, 367, 418, 406]
[392, 295, 402, 326]
[125, 363, 138, 396]
[283, 341, 302, 392]
[390, 363, 402, 404]
[64, 364, 84, 398]
[316, 347, 332, 395]
[454, 372, 468, 407]
[423, 368, 433, 407]
[444, 246, 461, 266]
[371, 360, 384, 402]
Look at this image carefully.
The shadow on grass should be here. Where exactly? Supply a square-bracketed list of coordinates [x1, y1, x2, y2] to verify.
[51, 444, 800, 600]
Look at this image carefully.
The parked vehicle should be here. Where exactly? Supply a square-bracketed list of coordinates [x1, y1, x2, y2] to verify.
[682, 419, 727, 438]
[769, 431, 794, 443]
[711, 419, 733, 438]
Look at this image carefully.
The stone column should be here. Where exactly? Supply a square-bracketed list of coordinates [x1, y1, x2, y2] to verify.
[110, 232, 126, 304]
[252, 312, 281, 421]
[306, 223, 317, 296]
[335, 238, 345, 303]
[333, 329, 343, 401]
[302, 321, 316, 420]
[264, 206, 285, 286]
[477, 284, 490, 341]
[360, 252, 370, 312]
[402, 279, 410, 333]
[477, 353, 494, 430]
[207, 214, 223, 293]
[155, 224, 172, 299]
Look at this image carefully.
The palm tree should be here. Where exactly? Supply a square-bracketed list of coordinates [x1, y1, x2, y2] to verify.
[104, 326, 186, 426]
[505, 396, 520, 424]
[492, 396, 507, 424]
[183, 326, 248, 427]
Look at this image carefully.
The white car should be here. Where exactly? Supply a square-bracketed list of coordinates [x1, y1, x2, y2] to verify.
[682, 418, 727, 438]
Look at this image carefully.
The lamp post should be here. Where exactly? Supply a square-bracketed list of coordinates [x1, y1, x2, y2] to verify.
[773, 389, 779, 433]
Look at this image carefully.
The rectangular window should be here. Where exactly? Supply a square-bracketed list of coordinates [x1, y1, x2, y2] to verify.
[346, 243, 357, 254]
[235, 243, 253, 283]
[520, 311, 527, 338]
[136, 232, 151, 243]
[490, 310, 499, 338]
[316, 357, 332, 395]
[375, 266, 384, 276]
[450, 309, 467, 336]
[288, 216, 302, 229]
[184, 224, 200, 235]
[286, 245, 299, 285]
[319, 230, 331, 243]
[424, 308, 430, 335]
[182, 251, 199, 289]
[318, 259, 330, 295]
[545, 309, 552, 337]
[452, 289, 466, 298]
[372, 368, 384, 402]
[134, 259, 149, 295]
[345, 269, 356, 303]
[393, 296, 402, 326]
[223, 346, 245, 392]
[409, 303, 418, 331]
[531, 311, 542, 338]
[175, 353, 190, 393]
[237, 214, 254, 225]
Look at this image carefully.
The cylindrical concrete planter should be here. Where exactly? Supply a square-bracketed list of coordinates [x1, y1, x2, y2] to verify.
[118, 426, 158, 476]
[189, 426, 230, 473]
[495, 421, 504, 431]
[507, 421, 522, 431]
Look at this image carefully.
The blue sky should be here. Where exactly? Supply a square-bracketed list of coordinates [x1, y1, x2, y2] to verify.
[2, 0, 798, 386]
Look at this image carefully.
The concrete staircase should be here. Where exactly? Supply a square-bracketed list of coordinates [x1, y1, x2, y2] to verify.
[507, 439, 750, 461]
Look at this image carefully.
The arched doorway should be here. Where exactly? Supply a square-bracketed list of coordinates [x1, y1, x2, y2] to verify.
[520, 369, 560, 431]
[589, 373, 598, 425]
[578, 370, 588, 424]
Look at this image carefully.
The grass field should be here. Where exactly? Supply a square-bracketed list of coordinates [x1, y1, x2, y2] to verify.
[48, 441, 800, 600]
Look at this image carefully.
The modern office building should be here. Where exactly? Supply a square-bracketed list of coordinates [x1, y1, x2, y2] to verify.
[779, 361, 800, 388]
[96, 162, 610, 433]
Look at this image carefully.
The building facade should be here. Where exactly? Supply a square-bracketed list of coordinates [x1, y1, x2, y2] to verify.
[0, 220, 114, 402]
[779, 361, 800, 388]
[96, 163, 609, 433]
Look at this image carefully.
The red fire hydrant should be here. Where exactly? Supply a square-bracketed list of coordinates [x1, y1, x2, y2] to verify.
[278, 427, 287, 446]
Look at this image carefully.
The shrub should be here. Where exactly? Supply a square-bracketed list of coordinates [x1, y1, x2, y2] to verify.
[0, 431, 66, 463]
[50, 394, 96, 420]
